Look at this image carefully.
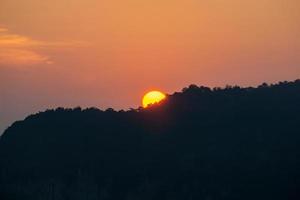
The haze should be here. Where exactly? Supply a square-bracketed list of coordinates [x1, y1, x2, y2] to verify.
[1, 0, 300, 133]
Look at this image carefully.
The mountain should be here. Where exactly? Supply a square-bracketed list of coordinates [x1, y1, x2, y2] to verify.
[1, 80, 300, 200]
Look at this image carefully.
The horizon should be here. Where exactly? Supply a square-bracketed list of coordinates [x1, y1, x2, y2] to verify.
[1, 78, 299, 135]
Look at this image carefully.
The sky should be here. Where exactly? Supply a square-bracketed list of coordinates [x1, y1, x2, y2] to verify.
[0, 0, 300, 133]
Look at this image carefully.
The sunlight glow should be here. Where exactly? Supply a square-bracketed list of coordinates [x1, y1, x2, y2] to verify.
[142, 91, 166, 108]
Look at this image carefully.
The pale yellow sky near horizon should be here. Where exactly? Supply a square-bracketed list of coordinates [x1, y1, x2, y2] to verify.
[0, 0, 300, 133]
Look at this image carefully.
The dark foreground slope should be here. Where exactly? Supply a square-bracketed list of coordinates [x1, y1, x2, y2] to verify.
[1, 80, 300, 200]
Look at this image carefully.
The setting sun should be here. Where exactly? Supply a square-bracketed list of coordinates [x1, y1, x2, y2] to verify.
[142, 91, 166, 108]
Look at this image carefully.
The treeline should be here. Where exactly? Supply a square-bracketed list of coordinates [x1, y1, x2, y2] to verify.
[1, 80, 300, 200]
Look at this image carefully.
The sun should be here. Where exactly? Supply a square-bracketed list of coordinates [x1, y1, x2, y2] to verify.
[142, 91, 166, 108]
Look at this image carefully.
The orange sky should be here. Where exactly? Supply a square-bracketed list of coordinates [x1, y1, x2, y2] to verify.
[0, 0, 300, 133]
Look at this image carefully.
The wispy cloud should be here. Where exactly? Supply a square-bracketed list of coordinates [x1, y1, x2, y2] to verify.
[0, 28, 51, 66]
[0, 34, 44, 48]
[0, 27, 85, 66]
[0, 28, 9, 32]
[0, 49, 51, 66]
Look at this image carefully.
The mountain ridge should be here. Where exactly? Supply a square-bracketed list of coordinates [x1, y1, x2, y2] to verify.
[1, 79, 300, 200]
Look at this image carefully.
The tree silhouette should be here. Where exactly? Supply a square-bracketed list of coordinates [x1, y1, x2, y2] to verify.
[1, 80, 300, 200]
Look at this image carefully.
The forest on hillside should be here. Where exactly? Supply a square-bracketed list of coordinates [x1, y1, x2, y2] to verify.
[1, 80, 300, 200]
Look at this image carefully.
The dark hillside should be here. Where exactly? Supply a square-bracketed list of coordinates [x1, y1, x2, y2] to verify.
[1, 80, 300, 200]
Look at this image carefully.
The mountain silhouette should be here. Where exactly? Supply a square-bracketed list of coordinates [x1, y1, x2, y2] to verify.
[1, 80, 300, 200]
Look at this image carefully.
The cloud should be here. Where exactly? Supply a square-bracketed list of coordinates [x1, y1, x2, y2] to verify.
[0, 28, 52, 66]
[0, 27, 85, 66]
[0, 28, 9, 33]
[0, 49, 51, 66]
[0, 34, 42, 47]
